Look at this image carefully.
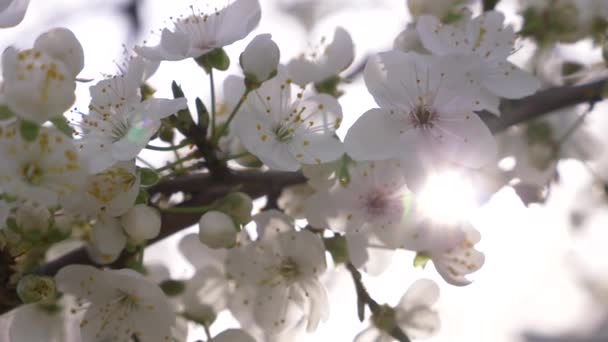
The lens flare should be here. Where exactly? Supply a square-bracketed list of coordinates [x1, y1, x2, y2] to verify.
[417, 170, 477, 224]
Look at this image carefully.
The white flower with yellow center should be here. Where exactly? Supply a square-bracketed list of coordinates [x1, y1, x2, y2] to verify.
[55, 265, 175, 342]
[416, 11, 541, 114]
[135, 0, 261, 61]
[226, 210, 329, 334]
[0, 126, 85, 206]
[78, 56, 187, 173]
[64, 160, 139, 217]
[306, 160, 412, 275]
[2, 27, 83, 124]
[344, 51, 497, 174]
[233, 68, 344, 171]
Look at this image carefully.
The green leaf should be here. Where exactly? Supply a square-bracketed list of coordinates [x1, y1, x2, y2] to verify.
[135, 190, 150, 205]
[413, 252, 430, 268]
[0, 105, 14, 121]
[159, 280, 186, 297]
[19, 120, 39, 141]
[139, 168, 160, 187]
[50, 117, 74, 137]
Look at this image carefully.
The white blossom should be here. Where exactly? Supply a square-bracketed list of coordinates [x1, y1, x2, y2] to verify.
[306, 160, 412, 275]
[344, 51, 497, 173]
[240, 34, 281, 85]
[78, 56, 187, 173]
[233, 68, 344, 171]
[0, 0, 30, 28]
[15, 202, 50, 234]
[89, 215, 127, 263]
[355, 279, 441, 341]
[0, 126, 86, 206]
[2, 28, 83, 124]
[226, 210, 329, 334]
[120, 204, 161, 243]
[55, 265, 175, 342]
[407, 0, 472, 20]
[198, 210, 238, 249]
[287, 27, 354, 86]
[63, 160, 140, 217]
[417, 11, 541, 114]
[135, 0, 261, 61]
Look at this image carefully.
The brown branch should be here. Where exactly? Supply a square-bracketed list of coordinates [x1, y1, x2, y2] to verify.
[1, 78, 607, 314]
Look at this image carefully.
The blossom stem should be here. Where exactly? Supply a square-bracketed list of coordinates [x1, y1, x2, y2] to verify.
[161, 205, 213, 214]
[209, 69, 217, 141]
[219, 151, 251, 162]
[212, 90, 250, 145]
[145, 139, 191, 151]
[203, 322, 212, 340]
[156, 154, 198, 173]
[346, 263, 411, 342]
[136, 156, 156, 169]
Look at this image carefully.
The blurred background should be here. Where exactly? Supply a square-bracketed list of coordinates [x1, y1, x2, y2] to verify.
[2, 0, 608, 341]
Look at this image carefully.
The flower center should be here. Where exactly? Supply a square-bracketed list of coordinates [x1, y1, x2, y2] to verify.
[20, 162, 43, 185]
[409, 105, 437, 129]
[273, 124, 295, 142]
[278, 258, 300, 280]
[363, 190, 388, 218]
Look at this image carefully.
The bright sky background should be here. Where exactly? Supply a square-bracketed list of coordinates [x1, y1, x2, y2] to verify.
[2, 0, 608, 341]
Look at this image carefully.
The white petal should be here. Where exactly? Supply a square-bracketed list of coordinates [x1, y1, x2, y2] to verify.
[213, 329, 257, 342]
[398, 279, 440, 311]
[483, 62, 541, 99]
[55, 265, 113, 301]
[432, 113, 497, 168]
[344, 108, 404, 161]
[90, 216, 127, 256]
[299, 279, 329, 332]
[0, 0, 29, 28]
[397, 307, 441, 339]
[33, 27, 84, 76]
[325, 27, 355, 74]
[253, 286, 290, 333]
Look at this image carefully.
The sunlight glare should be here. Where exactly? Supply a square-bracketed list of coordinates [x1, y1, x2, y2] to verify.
[417, 171, 477, 224]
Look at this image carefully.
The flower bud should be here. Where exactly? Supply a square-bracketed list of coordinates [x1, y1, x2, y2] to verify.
[214, 192, 253, 225]
[17, 275, 56, 304]
[15, 203, 50, 235]
[240, 34, 280, 88]
[198, 211, 238, 249]
[120, 204, 161, 243]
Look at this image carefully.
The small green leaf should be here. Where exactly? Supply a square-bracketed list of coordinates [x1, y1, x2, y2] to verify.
[159, 280, 186, 297]
[413, 252, 430, 268]
[0, 105, 14, 121]
[139, 168, 160, 187]
[135, 190, 150, 205]
[50, 117, 74, 137]
[19, 120, 39, 141]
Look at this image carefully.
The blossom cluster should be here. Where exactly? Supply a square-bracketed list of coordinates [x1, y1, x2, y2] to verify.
[3, 0, 598, 340]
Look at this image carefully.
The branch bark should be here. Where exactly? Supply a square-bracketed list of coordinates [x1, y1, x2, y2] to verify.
[1, 77, 606, 314]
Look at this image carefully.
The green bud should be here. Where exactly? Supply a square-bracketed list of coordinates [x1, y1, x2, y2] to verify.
[214, 192, 253, 225]
[135, 189, 149, 205]
[413, 252, 431, 268]
[195, 48, 230, 72]
[0, 105, 14, 121]
[158, 121, 175, 143]
[159, 279, 186, 297]
[17, 275, 56, 304]
[371, 304, 398, 334]
[19, 120, 39, 142]
[139, 168, 160, 187]
[50, 117, 74, 137]
[324, 235, 348, 264]
[314, 76, 342, 97]
[140, 83, 156, 100]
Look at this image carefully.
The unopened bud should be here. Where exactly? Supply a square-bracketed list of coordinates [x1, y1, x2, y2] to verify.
[121, 204, 161, 243]
[198, 211, 238, 249]
[16, 203, 50, 235]
[215, 192, 253, 225]
[240, 34, 280, 89]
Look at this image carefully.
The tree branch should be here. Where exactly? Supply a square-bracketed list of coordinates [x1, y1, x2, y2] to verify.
[1, 77, 607, 314]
